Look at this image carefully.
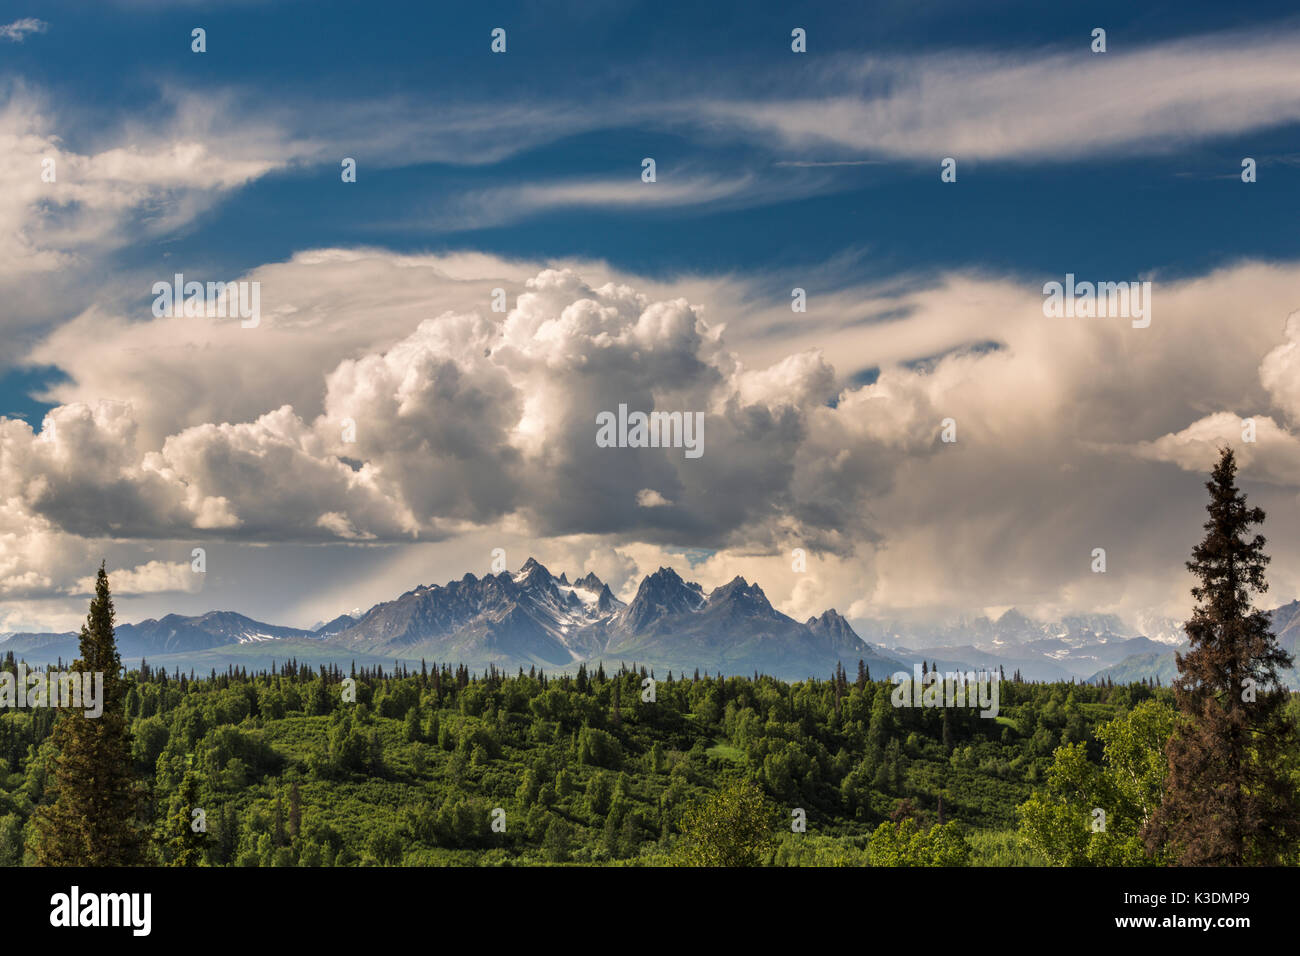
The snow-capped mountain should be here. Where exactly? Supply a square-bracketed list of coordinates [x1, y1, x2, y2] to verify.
[1129, 612, 1189, 646]
[0, 611, 318, 665]
[312, 613, 360, 636]
[118, 611, 317, 651]
[848, 607, 1197, 681]
[859, 608, 1137, 652]
[322, 558, 901, 679]
[1092, 599, 1300, 686]
[614, 566, 704, 635]
[329, 558, 622, 663]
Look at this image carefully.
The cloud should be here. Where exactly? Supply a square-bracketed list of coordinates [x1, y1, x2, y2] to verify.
[0, 18, 46, 42]
[6, 253, 1300, 623]
[1128, 309, 1300, 487]
[444, 172, 784, 229]
[24, 248, 544, 448]
[9, 18, 1300, 630]
[636, 489, 671, 508]
[691, 28, 1300, 161]
[1260, 309, 1300, 424]
[0, 490, 201, 607]
[68, 560, 198, 597]
[4, 261, 815, 549]
[0, 82, 285, 324]
[6, 20, 1297, 337]
[1132, 413, 1300, 486]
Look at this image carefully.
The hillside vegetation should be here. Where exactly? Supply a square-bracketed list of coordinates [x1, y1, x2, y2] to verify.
[0, 656, 1214, 866]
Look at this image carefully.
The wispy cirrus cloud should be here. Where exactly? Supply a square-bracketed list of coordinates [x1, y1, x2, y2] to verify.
[8, 22, 1299, 289]
[257, 25, 1300, 170]
[0, 18, 47, 42]
[688, 28, 1300, 161]
[0, 83, 284, 289]
[440, 171, 786, 229]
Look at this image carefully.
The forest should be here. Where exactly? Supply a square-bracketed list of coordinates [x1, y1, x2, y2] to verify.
[0, 648, 1248, 867]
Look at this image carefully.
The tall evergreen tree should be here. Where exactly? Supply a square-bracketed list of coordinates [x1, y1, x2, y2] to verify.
[160, 768, 206, 866]
[1145, 448, 1300, 865]
[33, 564, 145, 864]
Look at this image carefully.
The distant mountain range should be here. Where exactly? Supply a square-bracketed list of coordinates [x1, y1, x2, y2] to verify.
[4, 559, 1298, 686]
[0, 559, 904, 681]
[1088, 599, 1300, 686]
[860, 602, 1300, 686]
[857, 610, 1189, 683]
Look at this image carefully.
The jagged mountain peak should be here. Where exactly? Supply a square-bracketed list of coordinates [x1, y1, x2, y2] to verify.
[707, 576, 773, 610]
[620, 566, 705, 631]
[807, 607, 849, 628]
[631, 566, 704, 600]
[574, 571, 606, 591]
[805, 608, 864, 651]
[647, 565, 686, 583]
[315, 613, 358, 636]
[516, 557, 554, 582]
[595, 583, 618, 613]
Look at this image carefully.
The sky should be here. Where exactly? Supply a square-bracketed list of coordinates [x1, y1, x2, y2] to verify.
[3, 0, 1300, 635]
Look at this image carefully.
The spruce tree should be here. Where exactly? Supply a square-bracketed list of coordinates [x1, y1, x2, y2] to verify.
[1145, 448, 1300, 865]
[33, 564, 145, 864]
[403, 703, 422, 742]
[161, 768, 205, 866]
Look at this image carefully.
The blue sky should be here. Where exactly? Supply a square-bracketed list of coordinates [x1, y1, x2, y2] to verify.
[5, 1, 1300, 632]
[6, 0, 1300, 420]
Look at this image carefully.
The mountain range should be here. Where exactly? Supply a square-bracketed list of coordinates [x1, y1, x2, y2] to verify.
[860, 603, 1300, 686]
[4, 559, 1298, 686]
[856, 610, 1185, 682]
[1089, 599, 1300, 686]
[0, 559, 905, 681]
